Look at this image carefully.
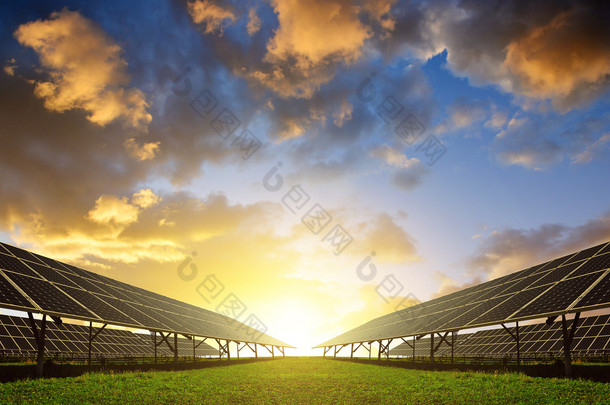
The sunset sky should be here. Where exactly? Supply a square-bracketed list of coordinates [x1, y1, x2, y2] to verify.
[1, 0, 610, 355]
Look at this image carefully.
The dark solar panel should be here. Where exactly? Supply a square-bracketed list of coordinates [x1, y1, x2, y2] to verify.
[26, 262, 79, 287]
[564, 253, 610, 279]
[513, 273, 603, 318]
[470, 287, 547, 326]
[0, 243, 43, 264]
[0, 272, 36, 309]
[0, 253, 42, 278]
[565, 242, 607, 264]
[573, 272, 610, 309]
[57, 286, 141, 326]
[3, 273, 95, 318]
[529, 262, 582, 288]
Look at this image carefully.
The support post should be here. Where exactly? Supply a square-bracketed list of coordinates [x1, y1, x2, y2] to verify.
[413, 336, 416, 363]
[271, 345, 275, 358]
[350, 343, 354, 359]
[334, 345, 337, 359]
[88, 321, 93, 366]
[561, 312, 581, 378]
[28, 313, 47, 378]
[236, 342, 240, 360]
[174, 333, 178, 363]
[87, 322, 107, 367]
[430, 334, 434, 362]
[255, 343, 258, 358]
[516, 321, 520, 370]
[193, 337, 196, 362]
[153, 331, 157, 364]
[377, 340, 382, 361]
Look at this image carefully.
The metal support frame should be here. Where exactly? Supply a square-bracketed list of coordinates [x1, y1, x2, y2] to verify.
[277, 346, 285, 358]
[192, 337, 207, 362]
[87, 321, 107, 366]
[561, 312, 581, 378]
[153, 331, 157, 364]
[215, 339, 230, 360]
[27, 313, 47, 378]
[334, 344, 348, 358]
[501, 321, 520, 370]
[157, 331, 178, 362]
[260, 344, 274, 358]
[400, 336, 416, 362]
[350, 342, 366, 359]
[378, 339, 392, 360]
[243, 342, 258, 358]
[323, 346, 332, 358]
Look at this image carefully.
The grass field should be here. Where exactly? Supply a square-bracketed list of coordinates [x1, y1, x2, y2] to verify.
[1, 358, 609, 404]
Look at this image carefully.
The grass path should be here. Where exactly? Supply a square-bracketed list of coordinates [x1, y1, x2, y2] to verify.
[0, 358, 608, 404]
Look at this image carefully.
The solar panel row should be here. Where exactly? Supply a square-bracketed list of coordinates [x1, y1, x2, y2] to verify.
[316, 241, 610, 348]
[0, 314, 217, 358]
[0, 242, 292, 348]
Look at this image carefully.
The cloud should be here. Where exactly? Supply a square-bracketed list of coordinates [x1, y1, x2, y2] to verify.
[248, 0, 372, 98]
[87, 195, 141, 226]
[383, 1, 610, 111]
[332, 99, 353, 128]
[247, 7, 262, 36]
[125, 138, 161, 161]
[14, 10, 151, 129]
[370, 145, 429, 190]
[492, 112, 563, 169]
[449, 97, 487, 129]
[187, 0, 235, 35]
[3, 58, 16, 76]
[131, 188, 161, 209]
[504, 6, 610, 111]
[467, 211, 610, 280]
[571, 133, 610, 164]
[360, 213, 420, 263]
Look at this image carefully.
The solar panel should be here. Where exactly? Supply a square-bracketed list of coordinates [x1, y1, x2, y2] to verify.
[0, 272, 36, 310]
[0, 242, 293, 349]
[315, 241, 610, 348]
[2, 272, 97, 319]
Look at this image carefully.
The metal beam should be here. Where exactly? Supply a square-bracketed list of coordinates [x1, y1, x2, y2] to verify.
[87, 322, 107, 366]
[501, 322, 520, 370]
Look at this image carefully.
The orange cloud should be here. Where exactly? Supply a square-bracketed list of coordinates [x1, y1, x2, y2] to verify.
[187, 0, 235, 35]
[249, 0, 372, 99]
[14, 10, 151, 129]
[504, 8, 610, 110]
[247, 7, 262, 36]
[125, 138, 161, 161]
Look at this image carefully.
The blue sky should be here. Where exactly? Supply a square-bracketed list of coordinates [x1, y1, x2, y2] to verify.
[1, 0, 609, 354]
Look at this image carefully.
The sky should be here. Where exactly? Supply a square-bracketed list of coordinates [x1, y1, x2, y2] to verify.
[0, 0, 609, 356]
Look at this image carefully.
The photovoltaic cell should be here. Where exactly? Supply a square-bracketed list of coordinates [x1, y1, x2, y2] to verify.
[564, 253, 610, 279]
[0, 272, 35, 309]
[0, 253, 41, 278]
[57, 286, 140, 326]
[565, 242, 607, 265]
[573, 272, 610, 310]
[513, 273, 602, 318]
[3, 272, 96, 318]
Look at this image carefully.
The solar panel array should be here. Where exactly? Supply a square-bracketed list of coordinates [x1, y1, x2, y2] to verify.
[0, 314, 217, 358]
[389, 315, 610, 359]
[0, 242, 292, 348]
[316, 241, 610, 348]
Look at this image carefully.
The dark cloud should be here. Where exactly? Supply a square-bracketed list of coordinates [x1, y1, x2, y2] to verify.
[467, 211, 610, 280]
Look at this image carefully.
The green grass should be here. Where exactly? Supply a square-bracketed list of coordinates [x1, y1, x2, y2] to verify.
[0, 358, 608, 404]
